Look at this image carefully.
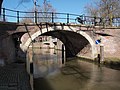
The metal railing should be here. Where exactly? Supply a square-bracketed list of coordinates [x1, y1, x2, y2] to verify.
[0, 8, 120, 27]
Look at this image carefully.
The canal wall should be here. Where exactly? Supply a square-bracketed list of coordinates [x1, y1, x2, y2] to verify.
[99, 29, 120, 58]
[0, 22, 18, 65]
[0, 33, 16, 65]
[77, 28, 120, 60]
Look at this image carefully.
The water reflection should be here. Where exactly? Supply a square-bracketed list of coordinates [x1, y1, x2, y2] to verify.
[33, 48, 62, 78]
[32, 48, 120, 90]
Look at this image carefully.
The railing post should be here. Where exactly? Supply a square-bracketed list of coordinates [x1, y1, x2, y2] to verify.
[35, 11, 37, 23]
[3, 8, 5, 21]
[62, 44, 66, 65]
[52, 12, 54, 23]
[94, 16, 97, 26]
[17, 11, 19, 23]
[67, 13, 69, 23]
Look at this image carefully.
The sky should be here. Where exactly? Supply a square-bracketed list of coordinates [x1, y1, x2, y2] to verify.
[3, 0, 94, 14]
[2, 0, 94, 22]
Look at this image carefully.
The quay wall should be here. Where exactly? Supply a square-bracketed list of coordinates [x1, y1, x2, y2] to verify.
[0, 22, 18, 65]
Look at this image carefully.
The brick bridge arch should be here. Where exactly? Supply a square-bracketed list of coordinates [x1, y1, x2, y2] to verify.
[20, 25, 97, 59]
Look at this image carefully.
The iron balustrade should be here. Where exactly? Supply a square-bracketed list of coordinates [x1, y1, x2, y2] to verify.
[0, 8, 120, 27]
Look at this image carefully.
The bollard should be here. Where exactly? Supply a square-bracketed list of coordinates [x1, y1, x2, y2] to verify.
[26, 49, 34, 90]
[26, 50, 30, 74]
[62, 44, 66, 64]
[100, 44, 104, 63]
[97, 54, 100, 64]
[30, 52, 34, 90]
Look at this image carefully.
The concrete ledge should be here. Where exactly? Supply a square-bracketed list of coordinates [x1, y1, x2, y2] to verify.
[103, 57, 120, 70]
[77, 56, 120, 70]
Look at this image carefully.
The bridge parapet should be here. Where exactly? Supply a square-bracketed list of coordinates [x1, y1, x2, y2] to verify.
[1, 8, 120, 28]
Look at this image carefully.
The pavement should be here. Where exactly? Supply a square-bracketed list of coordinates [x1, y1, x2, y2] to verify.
[0, 63, 31, 90]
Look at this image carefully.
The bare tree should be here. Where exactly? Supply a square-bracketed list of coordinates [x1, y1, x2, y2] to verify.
[15, 0, 31, 9]
[85, 0, 120, 26]
[0, 0, 30, 15]
[99, 0, 120, 26]
[85, 3, 98, 17]
[20, 0, 56, 23]
[38, 0, 56, 22]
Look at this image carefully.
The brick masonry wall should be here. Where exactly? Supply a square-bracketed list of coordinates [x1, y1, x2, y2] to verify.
[100, 29, 120, 58]
[0, 22, 17, 64]
[0, 35, 16, 64]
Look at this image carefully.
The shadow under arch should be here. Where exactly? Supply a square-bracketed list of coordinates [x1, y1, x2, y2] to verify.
[20, 27, 97, 59]
[40, 30, 90, 58]
[11, 31, 27, 59]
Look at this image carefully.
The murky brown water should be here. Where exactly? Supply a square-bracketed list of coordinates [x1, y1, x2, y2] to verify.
[32, 48, 120, 90]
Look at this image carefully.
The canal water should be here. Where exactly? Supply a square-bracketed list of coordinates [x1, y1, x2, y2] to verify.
[32, 48, 120, 90]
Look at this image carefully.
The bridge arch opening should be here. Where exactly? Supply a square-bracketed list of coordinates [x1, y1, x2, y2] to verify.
[20, 26, 97, 59]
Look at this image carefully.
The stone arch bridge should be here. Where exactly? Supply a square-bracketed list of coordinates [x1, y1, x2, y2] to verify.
[0, 8, 120, 63]
[0, 21, 120, 64]
[16, 23, 103, 59]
